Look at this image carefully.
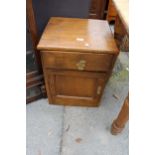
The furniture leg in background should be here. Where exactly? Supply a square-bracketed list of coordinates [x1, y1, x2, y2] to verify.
[111, 94, 129, 135]
[111, 0, 129, 135]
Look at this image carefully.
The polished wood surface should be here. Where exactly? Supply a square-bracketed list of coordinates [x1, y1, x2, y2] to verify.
[38, 17, 118, 106]
[111, 95, 129, 135]
[112, 0, 129, 32]
[46, 70, 108, 107]
[41, 51, 114, 72]
[37, 17, 118, 54]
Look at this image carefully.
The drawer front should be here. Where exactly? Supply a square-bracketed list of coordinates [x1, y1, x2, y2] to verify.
[42, 51, 114, 72]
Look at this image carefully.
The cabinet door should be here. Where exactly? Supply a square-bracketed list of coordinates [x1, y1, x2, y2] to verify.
[45, 70, 108, 107]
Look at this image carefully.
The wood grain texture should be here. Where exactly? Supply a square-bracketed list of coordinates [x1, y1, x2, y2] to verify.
[111, 94, 129, 135]
[37, 17, 118, 54]
[38, 17, 119, 107]
[41, 51, 114, 72]
[46, 70, 107, 107]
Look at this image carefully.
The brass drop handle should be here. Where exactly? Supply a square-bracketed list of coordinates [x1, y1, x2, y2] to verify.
[76, 60, 86, 70]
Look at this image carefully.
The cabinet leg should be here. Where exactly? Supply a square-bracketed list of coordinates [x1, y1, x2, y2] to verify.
[111, 94, 129, 135]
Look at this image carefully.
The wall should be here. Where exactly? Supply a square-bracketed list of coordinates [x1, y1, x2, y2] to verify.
[32, 0, 91, 37]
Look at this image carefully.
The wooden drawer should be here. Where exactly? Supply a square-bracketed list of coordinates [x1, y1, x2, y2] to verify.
[42, 51, 114, 72]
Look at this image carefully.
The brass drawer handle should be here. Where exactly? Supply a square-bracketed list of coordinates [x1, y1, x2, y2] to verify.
[76, 60, 86, 70]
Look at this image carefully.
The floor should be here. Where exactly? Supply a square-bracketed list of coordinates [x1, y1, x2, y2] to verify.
[27, 51, 129, 155]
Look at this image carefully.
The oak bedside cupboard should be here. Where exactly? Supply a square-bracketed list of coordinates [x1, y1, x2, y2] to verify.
[37, 17, 119, 107]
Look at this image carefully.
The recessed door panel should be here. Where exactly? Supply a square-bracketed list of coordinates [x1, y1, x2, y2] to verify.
[46, 70, 107, 106]
[55, 75, 96, 97]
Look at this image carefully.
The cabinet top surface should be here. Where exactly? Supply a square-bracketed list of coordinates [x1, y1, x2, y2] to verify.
[37, 17, 118, 54]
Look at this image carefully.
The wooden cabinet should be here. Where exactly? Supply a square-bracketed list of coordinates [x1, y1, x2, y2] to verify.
[38, 17, 118, 106]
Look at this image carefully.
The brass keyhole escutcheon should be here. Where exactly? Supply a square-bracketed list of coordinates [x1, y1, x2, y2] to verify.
[76, 60, 86, 70]
[97, 86, 102, 95]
